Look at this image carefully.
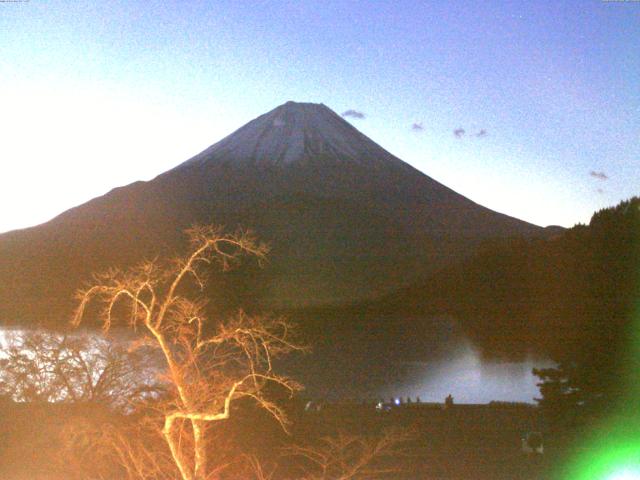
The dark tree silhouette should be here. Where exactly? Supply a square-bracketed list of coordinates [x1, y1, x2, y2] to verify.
[0, 330, 159, 408]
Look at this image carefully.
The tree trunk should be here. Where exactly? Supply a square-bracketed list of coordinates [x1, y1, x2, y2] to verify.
[193, 419, 208, 480]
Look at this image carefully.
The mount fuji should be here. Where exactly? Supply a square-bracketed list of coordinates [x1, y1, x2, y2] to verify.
[0, 101, 545, 326]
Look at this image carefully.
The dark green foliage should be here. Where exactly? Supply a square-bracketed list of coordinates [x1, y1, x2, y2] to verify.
[452, 197, 639, 418]
[460, 199, 635, 345]
[375, 197, 639, 419]
[531, 198, 640, 421]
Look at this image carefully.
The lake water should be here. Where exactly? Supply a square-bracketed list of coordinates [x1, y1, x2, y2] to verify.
[0, 317, 553, 405]
[380, 339, 551, 404]
[288, 313, 554, 403]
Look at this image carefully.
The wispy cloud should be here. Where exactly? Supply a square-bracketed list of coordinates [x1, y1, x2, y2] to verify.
[590, 170, 609, 181]
[412, 122, 424, 131]
[597, 188, 604, 194]
[342, 109, 365, 119]
[453, 127, 487, 139]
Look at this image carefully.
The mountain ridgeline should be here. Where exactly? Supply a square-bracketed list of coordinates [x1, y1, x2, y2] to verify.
[0, 101, 545, 327]
[365, 197, 640, 362]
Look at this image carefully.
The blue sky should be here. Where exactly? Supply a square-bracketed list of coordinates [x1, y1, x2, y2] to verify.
[1, 0, 638, 232]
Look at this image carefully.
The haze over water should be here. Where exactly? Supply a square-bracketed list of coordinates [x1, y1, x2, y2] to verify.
[295, 313, 551, 404]
[386, 340, 550, 404]
[0, 317, 549, 405]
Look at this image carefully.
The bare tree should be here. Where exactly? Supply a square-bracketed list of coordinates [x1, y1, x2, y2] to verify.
[287, 429, 411, 480]
[59, 410, 177, 480]
[0, 330, 158, 408]
[72, 226, 305, 480]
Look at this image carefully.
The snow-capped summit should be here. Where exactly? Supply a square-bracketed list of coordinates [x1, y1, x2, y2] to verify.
[181, 101, 408, 170]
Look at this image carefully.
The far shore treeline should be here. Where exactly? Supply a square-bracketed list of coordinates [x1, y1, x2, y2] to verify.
[352, 197, 639, 416]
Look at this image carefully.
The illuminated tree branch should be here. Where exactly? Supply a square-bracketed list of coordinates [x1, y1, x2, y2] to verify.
[72, 226, 304, 480]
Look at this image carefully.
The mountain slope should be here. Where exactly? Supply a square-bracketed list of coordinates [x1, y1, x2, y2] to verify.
[0, 101, 543, 326]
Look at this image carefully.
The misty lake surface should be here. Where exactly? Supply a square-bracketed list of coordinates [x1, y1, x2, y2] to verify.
[0, 316, 553, 404]
[380, 339, 550, 404]
[294, 313, 553, 404]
